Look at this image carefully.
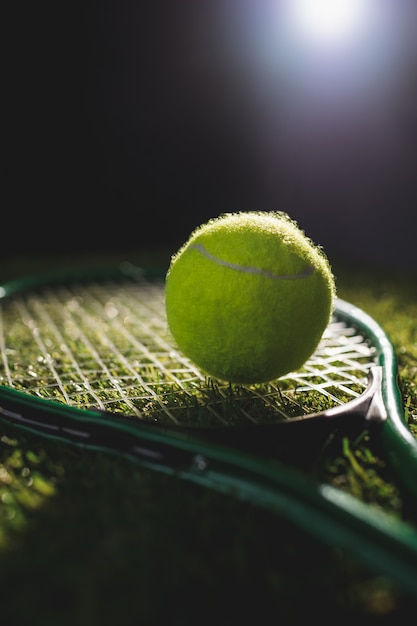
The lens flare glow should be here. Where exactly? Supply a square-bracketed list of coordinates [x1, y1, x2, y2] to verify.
[288, 0, 367, 45]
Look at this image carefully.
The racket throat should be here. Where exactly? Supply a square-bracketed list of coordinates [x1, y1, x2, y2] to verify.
[319, 366, 387, 426]
[363, 366, 388, 424]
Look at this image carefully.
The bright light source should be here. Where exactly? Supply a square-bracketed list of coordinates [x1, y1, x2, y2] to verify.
[288, 0, 367, 45]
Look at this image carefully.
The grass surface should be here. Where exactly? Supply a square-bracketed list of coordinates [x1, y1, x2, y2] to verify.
[0, 252, 416, 625]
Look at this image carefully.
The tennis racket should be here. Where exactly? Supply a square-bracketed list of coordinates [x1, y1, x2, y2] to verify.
[1, 262, 417, 595]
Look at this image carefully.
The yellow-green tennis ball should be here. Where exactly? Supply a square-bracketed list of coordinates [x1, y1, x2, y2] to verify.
[165, 211, 336, 384]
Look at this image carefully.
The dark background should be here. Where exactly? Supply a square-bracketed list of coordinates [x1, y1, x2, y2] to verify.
[7, 1, 417, 270]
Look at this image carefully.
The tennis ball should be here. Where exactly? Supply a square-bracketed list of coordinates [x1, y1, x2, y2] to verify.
[165, 211, 336, 384]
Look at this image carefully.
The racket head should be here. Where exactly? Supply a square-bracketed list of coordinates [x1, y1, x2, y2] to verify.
[0, 261, 415, 480]
[0, 261, 406, 420]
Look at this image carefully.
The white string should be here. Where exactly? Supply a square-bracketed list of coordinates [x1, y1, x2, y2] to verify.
[0, 278, 376, 425]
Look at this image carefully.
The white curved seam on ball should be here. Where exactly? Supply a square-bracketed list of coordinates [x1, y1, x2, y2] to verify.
[190, 244, 315, 280]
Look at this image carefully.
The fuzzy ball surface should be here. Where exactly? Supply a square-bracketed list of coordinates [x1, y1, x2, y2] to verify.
[165, 211, 336, 384]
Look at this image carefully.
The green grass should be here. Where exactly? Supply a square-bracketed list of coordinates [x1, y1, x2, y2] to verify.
[0, 253, 416, 625]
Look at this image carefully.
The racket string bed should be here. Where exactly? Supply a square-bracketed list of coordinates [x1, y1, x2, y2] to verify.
[0, 278, 377, 426]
